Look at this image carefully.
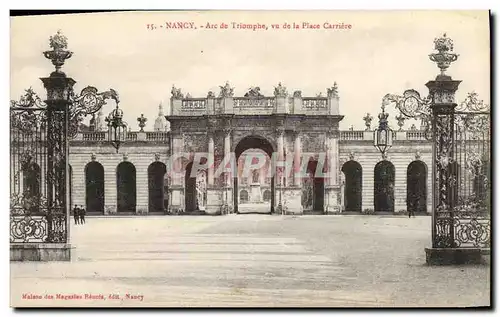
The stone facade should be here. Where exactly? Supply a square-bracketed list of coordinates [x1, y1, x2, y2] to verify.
[68, 85, 434, 216]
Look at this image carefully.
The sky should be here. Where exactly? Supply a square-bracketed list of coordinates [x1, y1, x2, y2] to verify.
[10, 10, 490, 130]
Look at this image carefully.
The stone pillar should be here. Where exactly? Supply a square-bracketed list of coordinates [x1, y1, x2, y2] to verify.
[285, 130, 303, 214]
[219, 127, 233, 213]
[169, 132, 184, 213]
[327, 83, 340, 115]
[293, 131, 302, 186]
[208, 132, 215, 186]
[274, 82, 289, 114]
[275, 127, 286, 213]
[104, 158, 117, 215]
[325, 129, 341, 214]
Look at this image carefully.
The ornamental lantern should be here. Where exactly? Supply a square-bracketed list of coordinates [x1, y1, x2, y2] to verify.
[105, 104, 127, 153]
[373, 103, 393, 157]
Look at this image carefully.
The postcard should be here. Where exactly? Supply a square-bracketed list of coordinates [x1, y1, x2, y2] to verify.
[10, 10, 491, 307]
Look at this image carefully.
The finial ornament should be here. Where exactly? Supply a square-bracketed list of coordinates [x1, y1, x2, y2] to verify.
[395, 113, 405, 131]
[363, 113, 373, 131]
[137, 114, 147, 132]
[43, 30, 73, 73]
[429, 33, 459, 77]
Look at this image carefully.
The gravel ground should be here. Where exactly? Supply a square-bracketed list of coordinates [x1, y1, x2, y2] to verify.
[10, 215, 490, 307]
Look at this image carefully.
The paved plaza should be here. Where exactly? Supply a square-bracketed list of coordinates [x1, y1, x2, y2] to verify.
[11, 215, 490, 307]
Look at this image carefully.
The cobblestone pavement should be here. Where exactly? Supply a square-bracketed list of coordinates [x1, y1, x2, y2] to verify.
[10, 215, 490, 307]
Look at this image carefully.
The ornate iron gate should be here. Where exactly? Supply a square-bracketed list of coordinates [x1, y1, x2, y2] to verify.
[10, 88, 68, 243]
[450, 94, 490, 248]
[432, 92, 491, 249]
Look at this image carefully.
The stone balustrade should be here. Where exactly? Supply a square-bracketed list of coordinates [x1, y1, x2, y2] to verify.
[81, 131, 106, 141]
[146, 132, 169, 141]
[233, 97, 275, 109]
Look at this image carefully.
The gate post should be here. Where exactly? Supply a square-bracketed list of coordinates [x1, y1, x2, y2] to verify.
[424, 34, 482, 264]
[11, 31, 75, 261]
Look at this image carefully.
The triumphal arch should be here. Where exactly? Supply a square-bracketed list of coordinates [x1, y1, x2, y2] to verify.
[167, 82, 344, 215]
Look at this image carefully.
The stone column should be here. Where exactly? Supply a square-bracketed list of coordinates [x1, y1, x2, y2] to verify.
[205, 128, 224, 215]
[169, 132, 184, 213]
[325, 129, 341, 214]
[208, 132, 214, 186]
[293, 131, 302, 186]
[224, 129, 231, 187]
[285, 130, 303, 214]
[275, 127, 285, 213]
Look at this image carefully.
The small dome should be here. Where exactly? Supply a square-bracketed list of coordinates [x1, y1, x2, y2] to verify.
[154, 103, 170, 132]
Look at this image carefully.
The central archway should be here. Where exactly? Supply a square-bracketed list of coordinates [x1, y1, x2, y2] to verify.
[234, 135, 275, 214]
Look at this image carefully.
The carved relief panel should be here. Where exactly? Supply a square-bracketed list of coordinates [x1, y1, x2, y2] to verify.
[183, 134, 208, 153]
[301, 133, 326, 152]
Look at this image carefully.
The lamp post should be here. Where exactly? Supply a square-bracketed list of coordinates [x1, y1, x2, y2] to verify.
[373, 103, 393, 158]
[105, 104, 127, 153]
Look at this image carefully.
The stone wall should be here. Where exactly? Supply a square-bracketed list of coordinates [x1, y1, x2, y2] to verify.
[339, 140, 432, 213]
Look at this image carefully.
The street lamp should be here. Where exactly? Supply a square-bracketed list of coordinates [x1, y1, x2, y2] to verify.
[105, 103, 127, 153]
[373, 103, 393, 157]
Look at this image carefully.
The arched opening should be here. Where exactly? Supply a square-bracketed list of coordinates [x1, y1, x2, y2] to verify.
[302, 159, 325, 212]
[263, 189, 271, 202]
[341, 160, 362, 212]
[148, 161, 167, 214]
[117, 161, 136, 213]
[22, 161, 41, 213]
[234, 135, 275, 214]
[374, 161, 395, 212]
[240, 190, 249, 203]
[85, 161, 105, 214]
[184, 161, 207, 213]
[407, 161, 427, 214]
